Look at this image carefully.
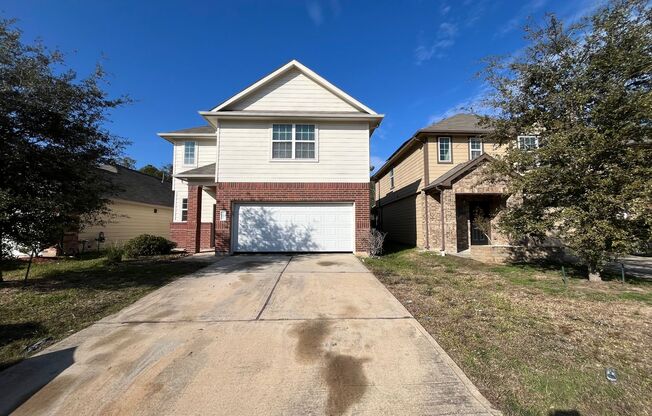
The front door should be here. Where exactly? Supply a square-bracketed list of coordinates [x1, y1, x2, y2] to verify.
[469, 202, 490, 245]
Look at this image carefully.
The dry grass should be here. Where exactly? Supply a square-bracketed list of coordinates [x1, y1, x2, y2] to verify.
[0, 253, 208, 371]
[363, 246, 652, 416]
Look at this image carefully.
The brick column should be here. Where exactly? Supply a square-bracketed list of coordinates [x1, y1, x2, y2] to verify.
[186, 185, 203, 253]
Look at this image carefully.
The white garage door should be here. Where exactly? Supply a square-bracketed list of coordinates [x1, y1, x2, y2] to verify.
[233, 203, 354, 252]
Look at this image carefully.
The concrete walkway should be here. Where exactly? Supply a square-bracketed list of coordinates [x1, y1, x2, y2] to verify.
[0, 254, 499, 415]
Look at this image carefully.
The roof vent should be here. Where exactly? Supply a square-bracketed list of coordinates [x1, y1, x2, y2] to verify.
[99, 164, 118, 173]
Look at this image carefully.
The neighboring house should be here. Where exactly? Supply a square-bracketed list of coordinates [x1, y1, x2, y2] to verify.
[371, 114, 517, 262]
[77, 165, 174, 250]
[158, 60, 383, 254]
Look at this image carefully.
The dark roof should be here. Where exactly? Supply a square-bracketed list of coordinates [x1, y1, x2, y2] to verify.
[100, 165, 174, 207]
[165, 125, 215, 134]
[419, 113, 491, 134]
[371, 113, 492, 181]
[175, 163, 216, 177]
[424, 153, 495, 190]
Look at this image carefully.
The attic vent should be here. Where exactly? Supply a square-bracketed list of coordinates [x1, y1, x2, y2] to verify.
[99, 164, 118, 173]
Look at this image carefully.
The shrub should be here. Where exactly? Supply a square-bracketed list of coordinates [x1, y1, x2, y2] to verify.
[366, 228, 387, 257]
[105, 244, 123, 264]
[123, 234, 176, 258]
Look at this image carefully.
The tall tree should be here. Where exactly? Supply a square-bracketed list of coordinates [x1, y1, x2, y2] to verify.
[0, 18, 129, 275]
[139, 164, 172, 182]
[480, 0, 652, 280]
[116, 156, 137, 169]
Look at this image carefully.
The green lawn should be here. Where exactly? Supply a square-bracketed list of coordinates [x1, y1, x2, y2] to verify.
[363, 246, 652, 416]
[0, 254, 208, 371]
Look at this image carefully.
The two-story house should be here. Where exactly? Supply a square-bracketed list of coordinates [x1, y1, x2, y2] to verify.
[158, 60, 383, 254]
[371, 114, 515, 262]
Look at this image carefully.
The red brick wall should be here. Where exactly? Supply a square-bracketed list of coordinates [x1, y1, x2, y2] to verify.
[214, 182, 370, 254]
[170, 222, 214, 251]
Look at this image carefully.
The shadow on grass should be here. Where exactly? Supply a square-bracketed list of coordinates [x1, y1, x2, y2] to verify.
[0, 258, 203, 292]
[0, 323, 46, 348]
[549, 411, 580, 416]
[0, 347, 76, 414]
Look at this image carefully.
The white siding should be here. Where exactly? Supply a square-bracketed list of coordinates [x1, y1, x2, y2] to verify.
[173, 187, 188, 222]
[226, 69, 359, 113]
[172, 186, 215, 223]
[217, 120, 370, 183]
[201, 188, 216, 223]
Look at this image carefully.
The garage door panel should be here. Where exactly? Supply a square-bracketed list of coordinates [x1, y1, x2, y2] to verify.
[234, 203, 353, 252]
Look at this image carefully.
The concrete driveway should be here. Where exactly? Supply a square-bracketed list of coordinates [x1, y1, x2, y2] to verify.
[0, 254, 499, 416]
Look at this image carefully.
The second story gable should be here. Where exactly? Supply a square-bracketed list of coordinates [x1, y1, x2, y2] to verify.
[372, 114, 505, 205]
[158, 60, 383, 184]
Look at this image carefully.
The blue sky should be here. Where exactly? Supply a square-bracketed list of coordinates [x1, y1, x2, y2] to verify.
[4, 0, 604, 172]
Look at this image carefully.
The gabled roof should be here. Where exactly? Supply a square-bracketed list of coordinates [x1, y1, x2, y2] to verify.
[423, 153, 495, 191]
[166, 125, 215, 134]
[420, 113, 491, 134]
[157, 125, 215, 142]
[209, 60, 379, 115]
[371, 113, 492, 181]
[99, 165, 174, 207]
[174, 163, 216, 178]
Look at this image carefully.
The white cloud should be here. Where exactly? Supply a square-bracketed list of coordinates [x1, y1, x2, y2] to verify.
[415, 22, 459, 64]
[306, 0, 323, 26]
[440, 2, 451, 15]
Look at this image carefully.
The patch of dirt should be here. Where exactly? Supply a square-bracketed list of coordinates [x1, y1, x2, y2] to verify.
[290, 320, 332, 363]
[317, 261, 342, 267]
[290, 320, 370, 415]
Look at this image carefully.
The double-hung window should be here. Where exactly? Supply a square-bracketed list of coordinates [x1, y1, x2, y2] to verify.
[517, 135, 539, 150]
[183, 141, 196, 165]
[438, 137, 452, 163]
[272, 124, 317, 160]
[180, 198, 188, 222]
[469, 137, 483, 159]
[389, 168, 395, 189]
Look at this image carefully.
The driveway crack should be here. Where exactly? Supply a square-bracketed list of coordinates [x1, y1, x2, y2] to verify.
[255, 256, 292, 320]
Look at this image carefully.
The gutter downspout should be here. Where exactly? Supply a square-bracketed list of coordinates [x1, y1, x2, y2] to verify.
[436, 185, 446, 255]
[420, 136, 431, 249]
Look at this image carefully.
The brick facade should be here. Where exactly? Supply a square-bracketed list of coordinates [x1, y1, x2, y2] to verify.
[170, 222, 214, 252]
[214, 182, 370, 254]
[425, 163, 510, 253]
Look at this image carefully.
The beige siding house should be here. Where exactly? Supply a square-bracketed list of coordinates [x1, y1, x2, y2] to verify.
[78, 165, 174, 250]
[158, 60, 383, 254]
[372, 114, 511, 262]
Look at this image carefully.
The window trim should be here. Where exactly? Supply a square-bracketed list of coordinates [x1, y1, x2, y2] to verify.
[389, 167, 395, 189]
[517, 135, 539, 150]
[180, 197, 188, 222]
[182, 141, 197, 167]
[437, 136, 453, 163]
[269, 123, 319, 162]
[469, 137, 483, 160]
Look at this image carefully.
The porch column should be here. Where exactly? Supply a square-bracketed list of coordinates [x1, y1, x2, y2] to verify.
[186, 185, 203, 254]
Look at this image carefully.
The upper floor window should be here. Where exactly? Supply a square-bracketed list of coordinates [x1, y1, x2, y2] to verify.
[181, 198, 188, 222]
[389, 168, 395, 189]
[517, 135, 539, 150]
[272, 124, 317, 160]
[469, 137, 483, 159]
[438, 137, 452, 163]
[183, 141, 196, 165]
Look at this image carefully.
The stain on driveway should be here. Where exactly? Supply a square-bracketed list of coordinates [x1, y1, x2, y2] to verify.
[0, 254, 500, 415]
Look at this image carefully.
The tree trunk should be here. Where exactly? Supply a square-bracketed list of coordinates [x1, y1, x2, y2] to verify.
[23, 249, 35, 286]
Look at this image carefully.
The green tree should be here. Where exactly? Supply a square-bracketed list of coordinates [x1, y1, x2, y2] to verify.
[0, 18, 129, 280]
[480, 0, 652, 280]
[116, 156, 137, 169]
[139, 164, 172, 182]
